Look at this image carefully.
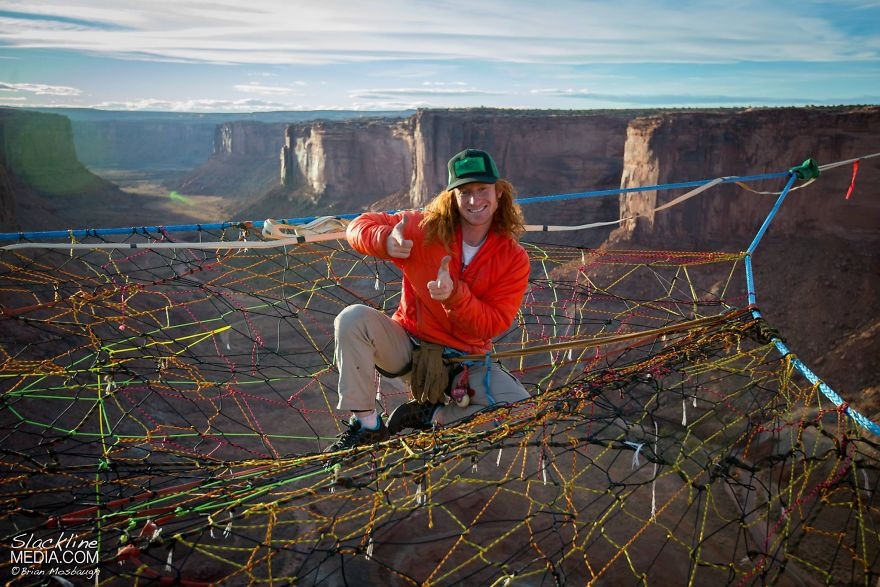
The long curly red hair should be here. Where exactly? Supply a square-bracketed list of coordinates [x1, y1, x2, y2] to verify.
[420, 179, 525, 249]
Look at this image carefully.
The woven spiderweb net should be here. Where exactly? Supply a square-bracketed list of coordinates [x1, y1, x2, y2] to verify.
[1, 220, 878, 585]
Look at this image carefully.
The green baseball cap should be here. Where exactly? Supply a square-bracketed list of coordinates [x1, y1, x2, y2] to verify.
[446, 149, 500, 190]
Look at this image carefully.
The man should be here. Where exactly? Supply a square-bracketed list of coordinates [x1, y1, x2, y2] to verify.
[326, 148, 532, 452]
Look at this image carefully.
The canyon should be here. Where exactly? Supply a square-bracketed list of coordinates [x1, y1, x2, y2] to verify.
[0, 105, 878, 416]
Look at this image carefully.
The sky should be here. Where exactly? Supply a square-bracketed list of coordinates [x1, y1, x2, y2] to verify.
[0, 0, 878, 113]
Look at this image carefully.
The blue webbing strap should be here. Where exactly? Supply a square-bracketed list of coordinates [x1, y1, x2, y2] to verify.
[744, 165, 880, 436]
[482, 353, 495, 406]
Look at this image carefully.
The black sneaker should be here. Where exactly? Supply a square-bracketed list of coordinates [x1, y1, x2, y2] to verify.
[387, 401, 438, 435]
[325, 416, 389, 452]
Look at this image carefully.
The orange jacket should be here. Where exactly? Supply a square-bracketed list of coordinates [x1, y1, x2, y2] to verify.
[346, 210, 530, 354]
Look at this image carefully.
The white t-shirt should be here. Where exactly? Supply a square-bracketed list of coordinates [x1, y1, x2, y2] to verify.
[462, 241, 482, 270]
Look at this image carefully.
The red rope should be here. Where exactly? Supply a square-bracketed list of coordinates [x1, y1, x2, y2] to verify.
[845, 160, 859, 200]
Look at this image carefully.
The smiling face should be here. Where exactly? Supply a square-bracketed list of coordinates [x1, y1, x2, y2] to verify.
[453, 182, 499, 237]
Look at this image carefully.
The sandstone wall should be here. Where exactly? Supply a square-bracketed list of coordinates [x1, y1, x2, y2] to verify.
[73, 120, 216, 170]
[173, 121, 290, 198]
[282, 118, 413, 212]
[614, 107, 880, 248]
[214, 121, 289, 157]
[410, 109, 630, 204]
[0, 109, 129, 231]
[0, 109, 117, 198]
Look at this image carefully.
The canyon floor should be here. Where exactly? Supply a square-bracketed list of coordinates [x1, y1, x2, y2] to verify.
[10, 171, 232, 233]
[118, 180, 234, 224]
[97, 170, 235, 227]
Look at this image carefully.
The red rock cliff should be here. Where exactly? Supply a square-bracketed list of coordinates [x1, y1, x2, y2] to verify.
[176, 121, 289, 198]
[410, 108, 629, 204]
[281, 118, 413, 212]
[0, 109, 112, 196]
[215, 121, 288, 157]
[613, 107, 880, 248]
[0, 108, 124, 230]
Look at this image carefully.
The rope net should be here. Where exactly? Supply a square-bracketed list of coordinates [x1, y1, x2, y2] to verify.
[1, 210, 878, 585]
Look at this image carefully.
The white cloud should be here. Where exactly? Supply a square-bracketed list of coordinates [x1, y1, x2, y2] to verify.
[91, 97, 295, 112]
[233, 82, 305, 96]
[350, 86, 504, 99]
[0, 82, 82, 96]
[0, 0, 875, 67]
[529, 88, 592, 97]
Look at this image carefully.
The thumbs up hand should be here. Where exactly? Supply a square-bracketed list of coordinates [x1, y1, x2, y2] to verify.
[386, 214, 413, 259]
[428, 256, 454, 301]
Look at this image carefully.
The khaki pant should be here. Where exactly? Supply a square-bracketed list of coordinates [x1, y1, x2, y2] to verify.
[334, 304, 529, 425]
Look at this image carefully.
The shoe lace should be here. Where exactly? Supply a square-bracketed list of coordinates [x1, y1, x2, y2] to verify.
[333, 419, 361, 449]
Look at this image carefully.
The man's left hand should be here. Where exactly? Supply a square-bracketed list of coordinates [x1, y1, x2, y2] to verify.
[427, 256, 453, 301]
